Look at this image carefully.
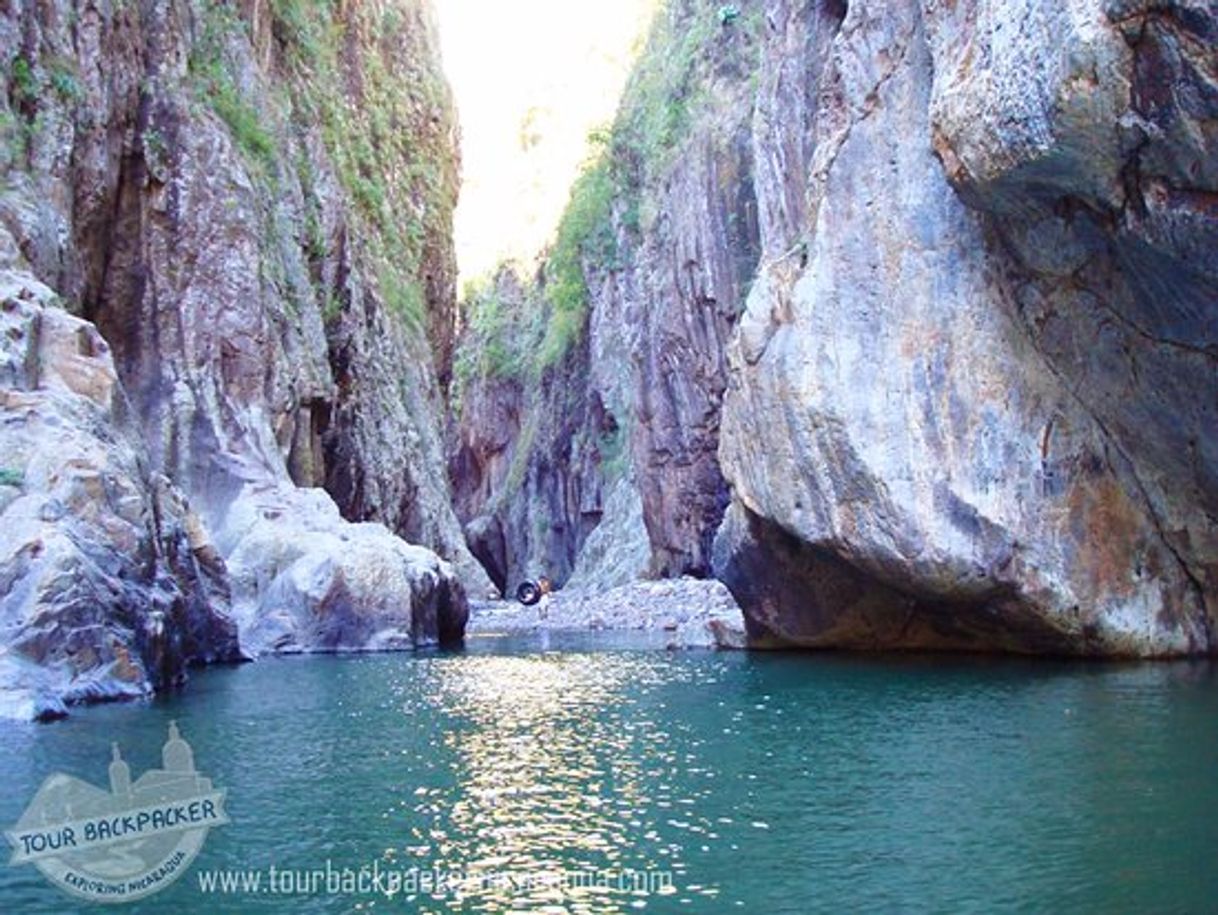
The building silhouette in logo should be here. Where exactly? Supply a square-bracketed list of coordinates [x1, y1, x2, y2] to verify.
[8, 718, 229, 902]
[108, 744, 131, 798]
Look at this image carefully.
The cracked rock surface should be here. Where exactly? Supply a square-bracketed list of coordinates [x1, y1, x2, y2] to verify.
[716, 0, 1217, 655]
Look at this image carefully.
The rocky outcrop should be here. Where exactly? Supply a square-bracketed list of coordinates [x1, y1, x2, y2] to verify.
[716, 0, 1217, 655]
[0, 0, 480, 717]
[565, 477, 652, 592]
[626, 124, 760, 579]
[452, 0, 1215, 657]
[0, 275, 239, 720]
[221, 485, 466, 655]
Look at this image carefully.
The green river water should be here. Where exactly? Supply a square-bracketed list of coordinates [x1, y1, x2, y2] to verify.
[1, 632, 1215, 913]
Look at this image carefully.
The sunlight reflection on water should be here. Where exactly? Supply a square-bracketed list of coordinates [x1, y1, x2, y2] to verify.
[405, 653, 705, 911]
[1, 638, 1216, 914]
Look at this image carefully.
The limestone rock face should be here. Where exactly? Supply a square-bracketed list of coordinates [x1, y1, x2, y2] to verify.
[565, 477, 652, 594]
[627, 126, 760, 579]
[0, 0, 483, 717]
[0, 0, 488, 594]
[715, 0, 1217, 655]
[0, 275, 239, 720]
[220, 486, 467, 655]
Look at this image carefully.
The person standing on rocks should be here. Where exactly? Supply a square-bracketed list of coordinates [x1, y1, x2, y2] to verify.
[536, 576, 554, 620]
[515, 575, 555, 619]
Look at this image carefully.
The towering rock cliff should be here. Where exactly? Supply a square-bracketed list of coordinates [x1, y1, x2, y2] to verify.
[3, 0, 1211, 719]
[449, 0, 763, 593]
[0, 0, 480, 718]
[451, 0, 1216, 655]
[716, 0, 1217, 655]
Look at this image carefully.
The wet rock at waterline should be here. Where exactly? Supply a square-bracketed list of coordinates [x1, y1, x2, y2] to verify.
[715, 0, 1217, 655]
[221, 485, 468, 655]
[0, 276, 240, 720]
[0, 276, 470, 718]
[0, 267, 472, 715]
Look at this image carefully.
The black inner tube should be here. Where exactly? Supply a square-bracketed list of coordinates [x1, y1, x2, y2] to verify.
[516, 581, 541, 606]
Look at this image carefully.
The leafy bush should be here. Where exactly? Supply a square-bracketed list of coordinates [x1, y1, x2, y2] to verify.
[545, 157, 616, 317]
[453, 275, 532, 386]
[46, 58, 82, 102]
[9, 57, 35, 105]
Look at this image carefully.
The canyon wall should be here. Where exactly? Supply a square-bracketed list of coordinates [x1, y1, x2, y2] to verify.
[452, 0, 1217, 655]
[2, 0, 1212, 720]
[0, 0, 478, 717]
[716, 0, 1216, 655]
[449, 0, 763, 593]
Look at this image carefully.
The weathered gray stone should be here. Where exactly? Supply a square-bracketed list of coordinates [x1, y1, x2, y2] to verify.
[715, 0, 1216, 656]
[221, 485, 467, 656]
[467, 576, 745, 649]
[565, 476, 652, 593]
[0, 274, 240, 720]
[448, 268, 612, 591]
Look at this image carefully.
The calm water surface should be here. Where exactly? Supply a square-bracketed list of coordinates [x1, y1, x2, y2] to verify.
[0, 632, 1215, 913]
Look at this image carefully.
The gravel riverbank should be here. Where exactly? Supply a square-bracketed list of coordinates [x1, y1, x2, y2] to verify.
[467, 578, 747, 649]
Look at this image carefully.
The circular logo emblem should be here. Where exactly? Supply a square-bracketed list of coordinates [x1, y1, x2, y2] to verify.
[6, 722, 228, 903]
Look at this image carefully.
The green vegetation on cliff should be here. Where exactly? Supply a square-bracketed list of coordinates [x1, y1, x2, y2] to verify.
[185, 0, 455, 330]
[541, 157, 616, 369]
[454, 0, 762, 389]
[455, 278, 530, 383]
[453, 149, 617, 395]
[271, 0, 455, 326]
[189, 3, 277, 170]
[3, 52, 84, 169]
[615, 1, 756, 189]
